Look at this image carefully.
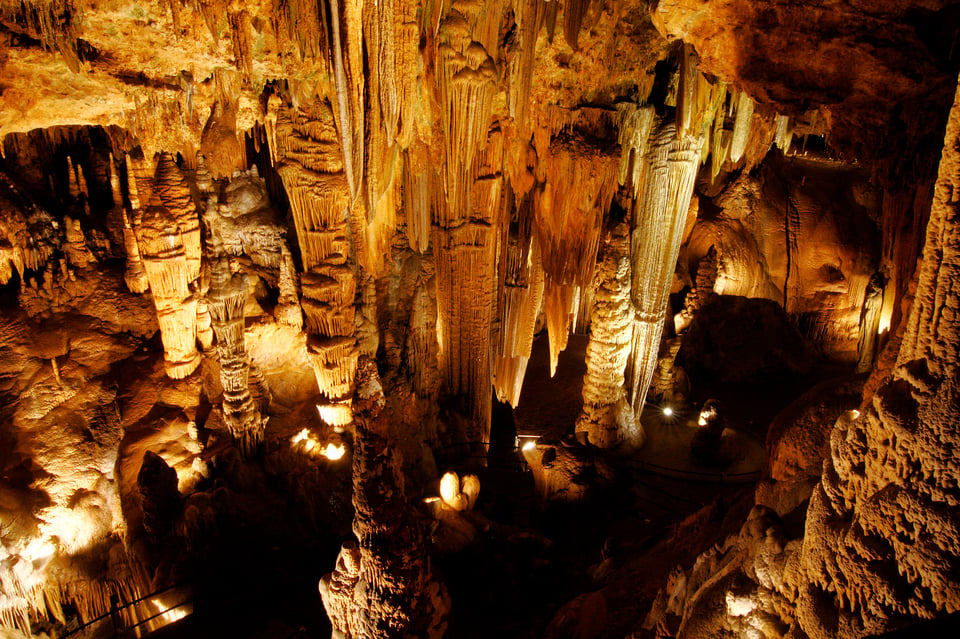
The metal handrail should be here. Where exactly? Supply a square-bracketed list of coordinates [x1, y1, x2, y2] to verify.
[61, 583, 191, 638]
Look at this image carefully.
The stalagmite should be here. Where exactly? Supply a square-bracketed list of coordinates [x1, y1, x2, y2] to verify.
[275, 246, 304, 330]
[275, 101, 359, 427]
[136, 195, 201, 379]
[208, 258, 264, 458]
[319, 359, 449, 638]
[628, 119, 703, 421]
[576, 221, 641, 448]
[63, 216, 97, 269]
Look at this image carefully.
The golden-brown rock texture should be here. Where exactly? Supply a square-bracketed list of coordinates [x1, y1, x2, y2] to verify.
[798, 74, 960, 638]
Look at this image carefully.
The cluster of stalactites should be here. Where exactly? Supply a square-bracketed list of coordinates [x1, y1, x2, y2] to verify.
[275, 101, 359, 426]
[492, 205, 546, 407]
[436, 1, 499, 222]
[626, 118, 703, 421]
[576, 221, 641, 449]
[208, 258, 265, 458]
[432, 124, 504, 444]
[534, 134, 619, 376]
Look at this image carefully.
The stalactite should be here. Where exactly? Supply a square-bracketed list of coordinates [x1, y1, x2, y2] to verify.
[617, 104, 656, 196]
[153, 152, 202, 282]
[208, 258, 265, 458]
[437, 4, 499, 220]
[195, 298, 215, 351]
[509, 0, 548, 136]
[493, 211, 546, 406]
[135, 194, 201, 379]
[355, 268, 379, 357]
[275, 101, 359, 426]
[201, 68, 245, 180]
[430, 4, 504, 444]
[535, 134, 618, 374]
[563, 0, 591, 50]
[628, 119, 703, 420]
[728, 90, 755, 164]
[774, 114, 793, 152]
[403, 143, 432, 253]
[275, 246, 304, 330]
[576, 221, 640, 448]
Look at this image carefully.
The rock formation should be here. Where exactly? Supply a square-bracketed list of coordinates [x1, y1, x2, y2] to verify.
[319, 359, 449, 638]
[575, 221, 640, 448]
[208, 258, 265, 458]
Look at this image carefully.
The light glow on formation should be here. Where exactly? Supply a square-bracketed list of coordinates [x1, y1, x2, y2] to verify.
[663, 406, 674, 417]
[522, 440, 537, 452]
[23, 537, 56, 562]
[322, 442, 346, 460]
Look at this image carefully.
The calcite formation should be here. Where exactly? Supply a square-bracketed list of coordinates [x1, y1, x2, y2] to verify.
[135, 194, 201, 380]
[1, 0, 960, 637]
[319, 359, 449, 638]
[275, 100, 358, 427]
[628, 118, 702, 423]
[575, 221, 640, 449]
[208, 258, 265, 458]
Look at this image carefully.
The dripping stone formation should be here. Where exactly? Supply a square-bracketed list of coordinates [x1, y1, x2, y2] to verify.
[0, 0, 959, 637]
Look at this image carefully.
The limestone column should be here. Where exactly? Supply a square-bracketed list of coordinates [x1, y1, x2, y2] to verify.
[320, 359, 449, 638]
[136, 196, 201, 379]
[208, 258, 264, 457]
[576, 221, 640, 448]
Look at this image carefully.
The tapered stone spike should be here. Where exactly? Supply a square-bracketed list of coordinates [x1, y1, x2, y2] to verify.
[628, 118, 703, 423]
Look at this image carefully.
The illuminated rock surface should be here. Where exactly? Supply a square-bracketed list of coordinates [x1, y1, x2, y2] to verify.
[0, 1, 958, 637]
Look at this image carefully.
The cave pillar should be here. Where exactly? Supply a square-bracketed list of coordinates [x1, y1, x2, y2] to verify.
[431, 5, 503, 447]
[208, 257, 265, 457]
[136, 196, 201, 379]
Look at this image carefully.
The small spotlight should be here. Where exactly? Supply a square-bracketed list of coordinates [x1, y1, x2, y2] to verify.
[522, 440, 537, 452]
[663, 407, 674, 417]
